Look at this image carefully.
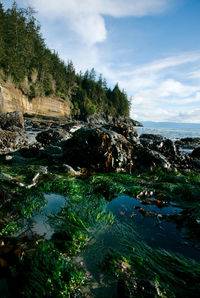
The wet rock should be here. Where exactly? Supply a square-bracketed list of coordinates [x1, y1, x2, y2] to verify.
[175, 137, 200, 150]
[86, 113, 143, 127]
[36, 129, 71, 146]
[140, 135, 179, 159]
[0, 130, 29, 155]
[103, 121, 139, 143]
[140, 134, 164, 141]
[62, 127, 133, 173]
[0, 111, 24, 130]
[133, 146, 171, 170]
[118, 277, 158, 298]
[190, 147, 200, 159]
[19, 145, 42, 158]
[62, 164, 81, 176]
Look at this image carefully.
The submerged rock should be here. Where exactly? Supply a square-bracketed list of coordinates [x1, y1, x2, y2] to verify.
[62, 127, 133, 173]
[0, 111, 24, 130]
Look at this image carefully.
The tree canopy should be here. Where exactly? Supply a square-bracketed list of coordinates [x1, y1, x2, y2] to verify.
[0, 1, 130, 118]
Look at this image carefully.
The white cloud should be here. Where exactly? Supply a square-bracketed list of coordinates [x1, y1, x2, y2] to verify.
[15, 1, 200, 123]
[23, 0, 170, 45]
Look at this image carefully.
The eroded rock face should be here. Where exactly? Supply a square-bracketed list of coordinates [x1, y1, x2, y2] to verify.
[0, 111, 24, 130]
[0, 130, 28, 155]
[62, 127, 133, 173]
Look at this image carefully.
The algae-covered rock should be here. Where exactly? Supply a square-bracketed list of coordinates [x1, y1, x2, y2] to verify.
[62, 127, 133, 173]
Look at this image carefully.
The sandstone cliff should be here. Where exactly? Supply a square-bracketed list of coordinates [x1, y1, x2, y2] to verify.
[0, 80, 71, 119]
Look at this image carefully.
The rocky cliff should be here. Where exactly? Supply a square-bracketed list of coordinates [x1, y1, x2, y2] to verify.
[0, 80, 71, 119]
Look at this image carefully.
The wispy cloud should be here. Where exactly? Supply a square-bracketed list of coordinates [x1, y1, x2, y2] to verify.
[23, 0, 170, 45]
[13, 1, 200, 123]
[123, 53, 200, 122]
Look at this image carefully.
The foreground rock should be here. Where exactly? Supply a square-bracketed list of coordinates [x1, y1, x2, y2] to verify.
[36, 128, 71, 146]
[0, 130, 29, 155]
[190, 147, 200, 159]
[62, 127, 133, 173]
[133, 145, 171, 170]
[0, 111, 24, 130]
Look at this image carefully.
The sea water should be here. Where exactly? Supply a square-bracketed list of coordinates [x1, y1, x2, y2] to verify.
[135, 121, 200, 140]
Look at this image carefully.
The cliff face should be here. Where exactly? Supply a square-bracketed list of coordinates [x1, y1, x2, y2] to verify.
[0, 81, 71, 118]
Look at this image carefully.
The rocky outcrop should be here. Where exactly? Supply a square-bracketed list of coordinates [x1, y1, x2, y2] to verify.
[86, 113, 143, 127]
[133, 145, 171, 170]
[191, 147, 200, 159]
[62, 127, 133, 173]
[0, 130, 29, 155]
[0, 111, 24, 130]
[36, 129, 71, 146]
[0, 81, 70, 119]
[104, 121, 139, 143]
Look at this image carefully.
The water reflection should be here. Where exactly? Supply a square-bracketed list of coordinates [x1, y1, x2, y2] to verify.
[30, 193, 66, 239]
[108, 195, 200, 261]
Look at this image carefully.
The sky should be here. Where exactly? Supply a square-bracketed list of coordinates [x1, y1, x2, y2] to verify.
[2, 0, 200, 123]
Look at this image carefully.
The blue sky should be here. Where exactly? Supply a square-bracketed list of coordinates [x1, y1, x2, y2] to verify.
[2, 0, 200, 123]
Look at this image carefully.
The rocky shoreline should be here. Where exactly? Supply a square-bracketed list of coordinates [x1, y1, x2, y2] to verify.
[0, 111, 200, 297]
[1, 111, 200, 174]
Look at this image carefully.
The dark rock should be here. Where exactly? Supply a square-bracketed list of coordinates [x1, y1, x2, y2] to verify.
[191, 147, 200, 159]
[19, 145, 41, 158]
[86, 113, 143, 127]
[41, 145, 63, 159]
[133, 145, 171, 170]
[140, 134, 164, 141]
[117, 277, 158, 298]
[36, 129, 71, 146]
[62, 127, 133, 173]
[175, 137, 200, 149]
[0, 111, 24, 130]
[103, 121, 139, 144]
[140, 135, 180, 162]
[0, 130, 29, 155]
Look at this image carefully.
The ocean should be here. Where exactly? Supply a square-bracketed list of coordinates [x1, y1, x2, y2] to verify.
[135, 121, 200, 140]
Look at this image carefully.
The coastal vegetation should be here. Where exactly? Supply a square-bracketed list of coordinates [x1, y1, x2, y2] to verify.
[0, 153, 200, 296]
[0, 1, 130, 118]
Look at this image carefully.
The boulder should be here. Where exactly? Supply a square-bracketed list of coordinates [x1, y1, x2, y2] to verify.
[36, 129, 71, 146]
[140, 135, 179, 161]
[190, 147, 200, 159]
[175, 137, 200, 150]
[133, 145, 171, 170]
[0, 130, 29, 155]
[103, 121, 139, 143]
[62, 127, 133, 173]
[140, 134, 164, 141]
[0, 111, 24, 130]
